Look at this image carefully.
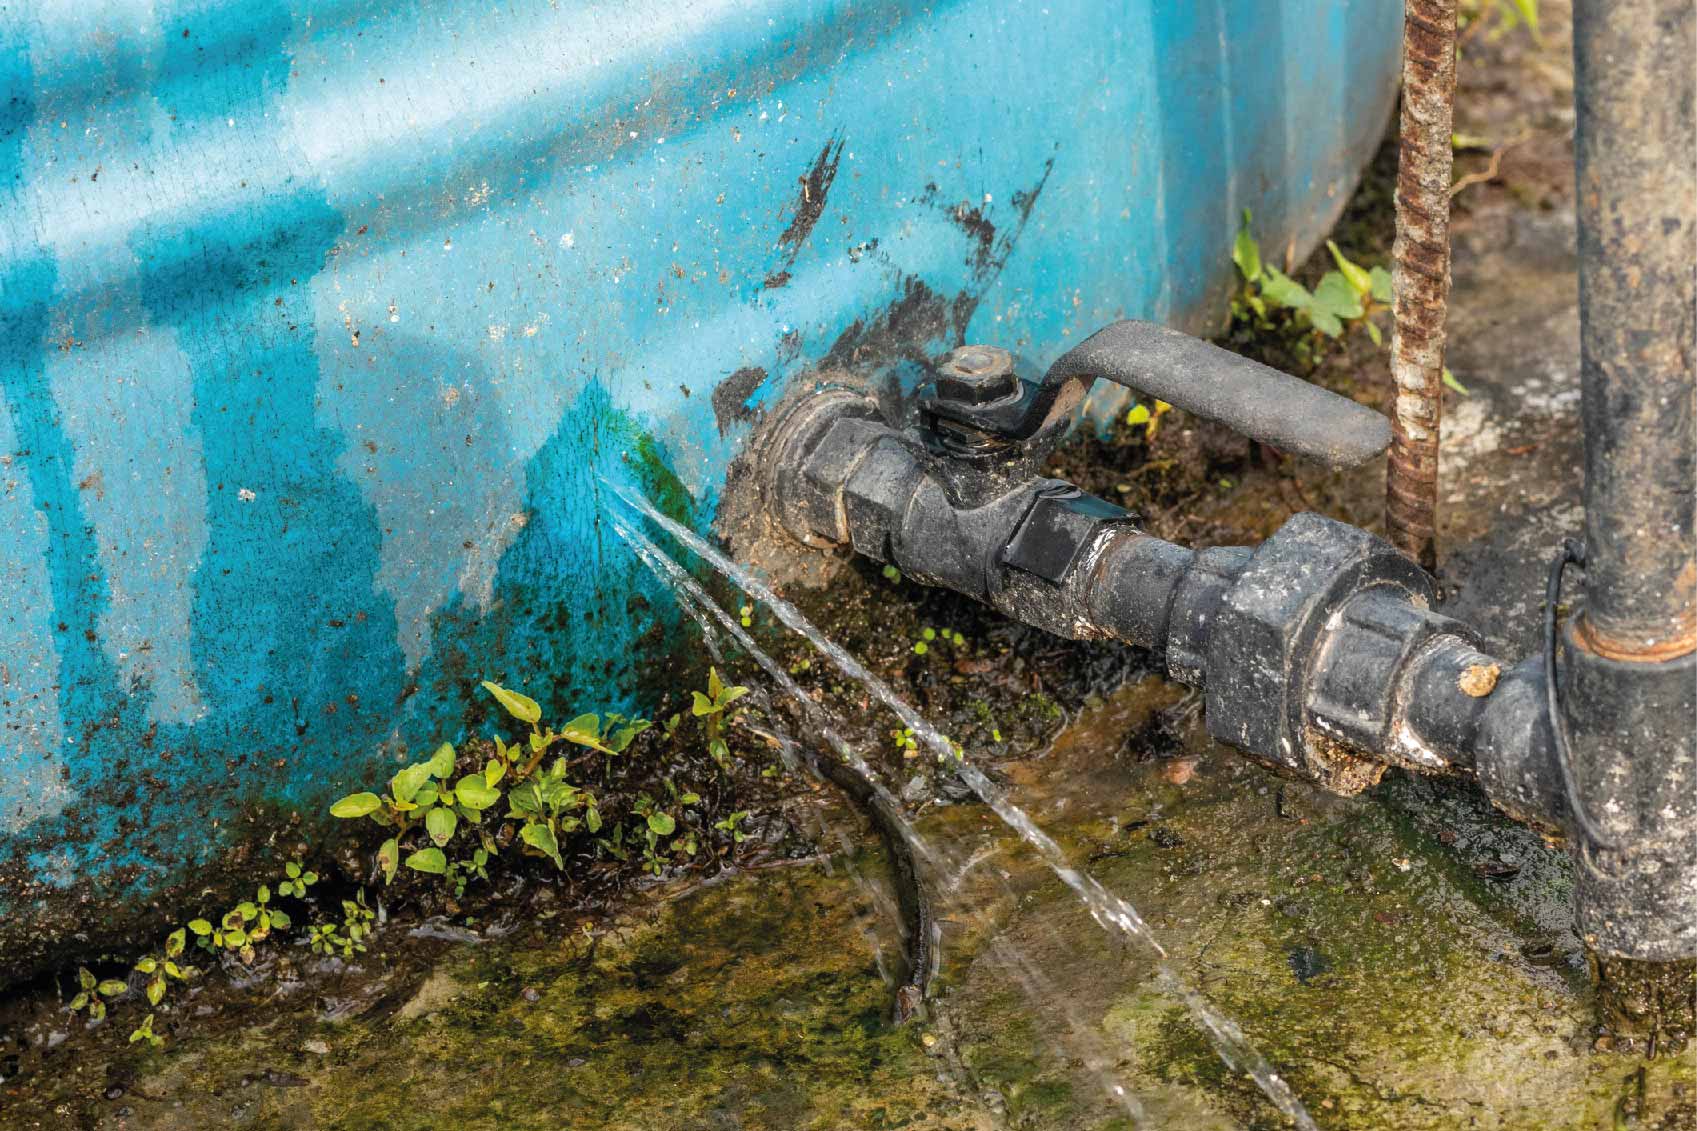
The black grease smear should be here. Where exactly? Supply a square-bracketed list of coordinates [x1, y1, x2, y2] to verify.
[763, 133, 846, 289]
[711, 366, 769, 434]
[819, 153, 1059, 397]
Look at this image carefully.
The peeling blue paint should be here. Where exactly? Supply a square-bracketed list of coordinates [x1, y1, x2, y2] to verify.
[0, 0, 1400, 976]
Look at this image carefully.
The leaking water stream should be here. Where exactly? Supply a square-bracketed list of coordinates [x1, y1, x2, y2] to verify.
[614, 512, 1162, 1124]
[608, 484, 1319, 1129]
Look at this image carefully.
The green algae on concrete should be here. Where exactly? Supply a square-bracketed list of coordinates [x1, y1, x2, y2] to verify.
[32, 862, 988, 1131]
[929, 682, 1697, 1130]
[6, 686, 1694, 1131]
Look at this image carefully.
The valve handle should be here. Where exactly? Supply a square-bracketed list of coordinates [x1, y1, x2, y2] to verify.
[925, 320, 1392, 470]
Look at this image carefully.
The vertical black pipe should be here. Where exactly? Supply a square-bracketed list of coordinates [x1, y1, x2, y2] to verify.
[1571, 0, 1697, 660]
[1568, 0, 1697, 1051]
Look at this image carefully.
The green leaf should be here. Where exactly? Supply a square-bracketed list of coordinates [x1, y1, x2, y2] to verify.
[378, 837, 401, 884]
[390, 762, 433, 805]
[147, 976, 165, 1006]
[585, 806, 602, 834]
[680, 792, 701, 805]
[560, 713, 607, 751]
[187, 919, 212, 937]
[646, 812, 676, 836]
[129, 1014, 161, 1046]
[1506, 0, 1539, 33]
[484, 759, 506, 788]
[1125, 403, 1151, 426]
[267, 909, 291, 930]
[690, 691, 716, 717]
[134, 957, 158, 974]
[719, 684, 749, 707]
[521, 822, 563, 869]
[454, 774, 500, 810]
[481, 680, 541, 725]
[707, 666, 724, 702]
[1326, 240, 1374, 297]
[1309, 309, 1344, 338]
[1369, 265, 1394, 304]
[97, 979, 128, 998]
[539, 778, 579, 808]
[606, 719, 652, 753]
[1232, 209, 1262, 283]
[285, 861, 301, 879]
[405, 846, 447, 875]
[413, 782, 440, 808]
[331, 792, 383, 819]
[70, 992, 89, 1011]
[427, 742, 456, 779]
[1365, 319, 1383, 347]
[1311, 271, 1365, 322]
[1259, 266, 1313, 312]
[426, 805, 459, 847]
[1443, 367, 1471, 395]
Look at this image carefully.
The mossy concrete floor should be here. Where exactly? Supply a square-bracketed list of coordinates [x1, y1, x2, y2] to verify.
[5, 3, 1694, 1128]
[9, 677, 1691, 1130]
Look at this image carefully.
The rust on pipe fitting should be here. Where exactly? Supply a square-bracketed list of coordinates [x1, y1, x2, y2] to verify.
[1574, 614, 1697, 665]
[1386, 0, 1459, 572]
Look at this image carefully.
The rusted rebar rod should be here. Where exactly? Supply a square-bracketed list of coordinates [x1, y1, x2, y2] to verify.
[1386, 0, 1459, 572]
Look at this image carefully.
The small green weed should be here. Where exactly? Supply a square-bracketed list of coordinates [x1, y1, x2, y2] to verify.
[130, 929, 194, 1008]
[67, 968, 128, 1023]
[713, 810, 753, 844]
[1461, 0, 1539, 42]
[308, 891, 375, 958]
[59, 676, 725, 1050]
[1233, 209, 1392, 342]
[690, 666, 748, 770]
[912, 626, 967, 657]
[1231, 212, 1468, 394]
[331, 681, 656, 883]
[128, 1013, 163, 1049]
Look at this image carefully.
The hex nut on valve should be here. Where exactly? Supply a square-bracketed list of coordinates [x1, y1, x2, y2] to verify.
[934, 345, 1020, 406]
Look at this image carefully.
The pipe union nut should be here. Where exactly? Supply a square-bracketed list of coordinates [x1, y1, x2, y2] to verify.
[1203, 513, 1434, 794]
